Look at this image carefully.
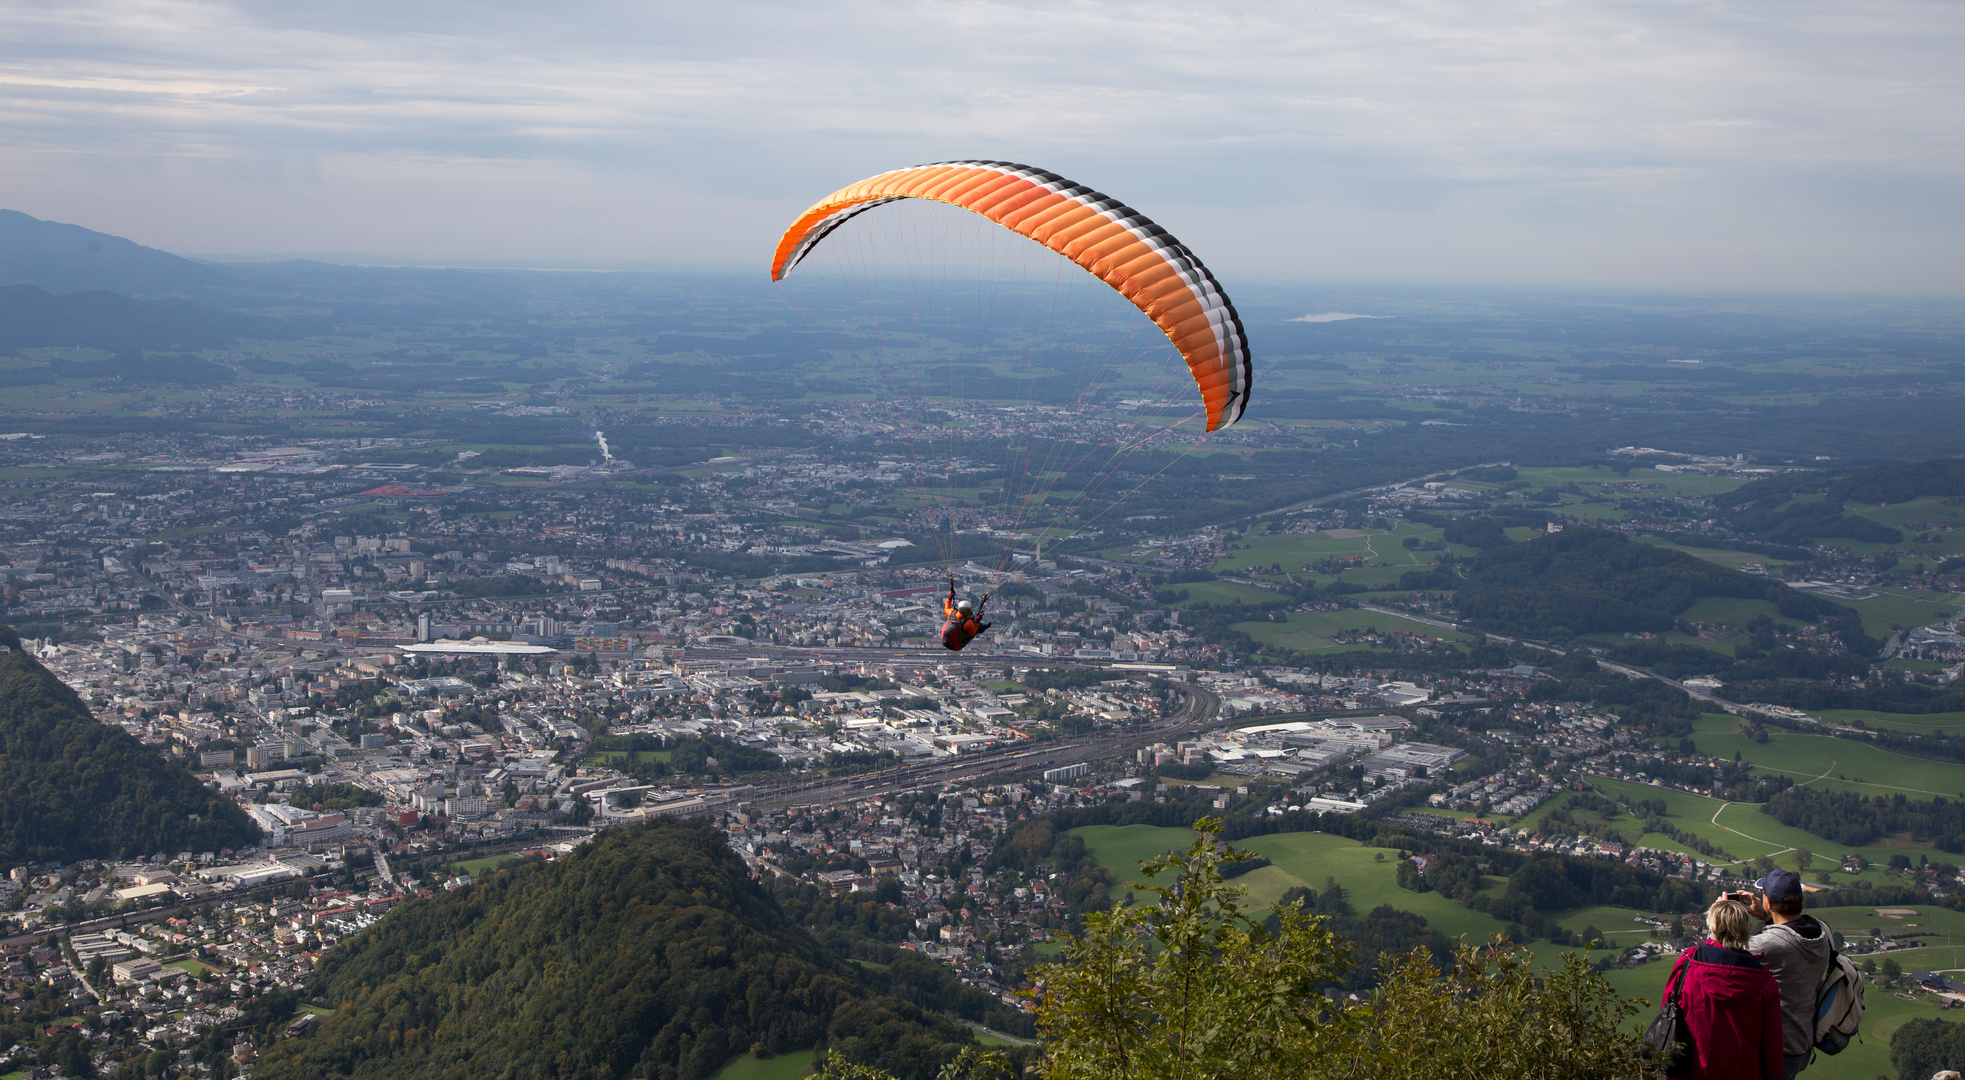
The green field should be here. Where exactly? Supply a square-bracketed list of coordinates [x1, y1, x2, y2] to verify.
[1165, 580, 1281, 607]
[167, 958, 217, 977]
[1231, 607, 1472, 653]
[710, 1050, 813, 1080]
[1636, 537, 1802, 570]
[1107, 519, 1474, 591]
[1819, 709, 1965, 733]
[1836, 586, 1962, 639]
[451, 853, 526, 878]
[1072, 824, 1514, 942]
[1514, 466, 1750, 500]
[1587, 773, 1909, 875]
[1688, 714, 1965, 800]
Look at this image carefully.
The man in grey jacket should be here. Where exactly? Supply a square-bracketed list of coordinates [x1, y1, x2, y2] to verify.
[1742, 869, 1833, 1079]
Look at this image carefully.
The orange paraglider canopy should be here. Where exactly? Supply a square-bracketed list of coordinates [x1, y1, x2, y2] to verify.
[771, 161, 1251, 430]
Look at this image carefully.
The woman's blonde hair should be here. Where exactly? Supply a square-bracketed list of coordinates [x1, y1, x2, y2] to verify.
[1708, 898, 1753, 949]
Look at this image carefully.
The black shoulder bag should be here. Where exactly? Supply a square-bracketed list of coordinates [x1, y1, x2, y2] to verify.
[1642, 958, 1694, 1076]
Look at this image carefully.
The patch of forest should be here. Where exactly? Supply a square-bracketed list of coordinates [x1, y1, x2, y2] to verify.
[1453, 527, 1875, 651]
[0, 622, 260, 866]
[1763, 787, 1965, 852]
[1712, 455, 1965, 545]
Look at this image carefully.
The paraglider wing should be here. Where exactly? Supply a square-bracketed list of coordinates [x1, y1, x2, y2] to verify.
[771, 161, 1251, 430]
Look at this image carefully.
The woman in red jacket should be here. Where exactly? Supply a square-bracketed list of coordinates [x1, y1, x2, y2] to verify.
[1661, 898, 1785, 1079]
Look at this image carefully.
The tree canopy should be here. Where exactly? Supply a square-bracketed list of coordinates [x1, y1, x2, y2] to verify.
[256, 819, 975, 1080]
[0, 622, 259, 866]
[1454, 527, 1871, 653]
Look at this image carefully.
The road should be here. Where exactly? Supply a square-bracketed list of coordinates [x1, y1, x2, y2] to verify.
[1355, 603, 1462, 634]
[1253, 462, 1514, 520]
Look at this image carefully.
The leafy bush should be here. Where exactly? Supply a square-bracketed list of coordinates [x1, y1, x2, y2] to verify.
[1022, 820, 1647, 1080]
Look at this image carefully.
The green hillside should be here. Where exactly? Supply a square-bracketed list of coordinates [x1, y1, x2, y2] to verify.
[0, 622, 259, 865]
[255, 820, 977, 1080]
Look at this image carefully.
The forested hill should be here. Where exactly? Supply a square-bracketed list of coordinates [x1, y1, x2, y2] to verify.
[1453, 527, 1870, 648]
[0, 623, 259, 865]
[256, 820, 977, 1080]
[1712, 456, 1965, 545]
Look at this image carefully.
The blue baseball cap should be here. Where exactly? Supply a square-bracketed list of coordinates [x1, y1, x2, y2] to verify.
[1753, 869, 1803, 902]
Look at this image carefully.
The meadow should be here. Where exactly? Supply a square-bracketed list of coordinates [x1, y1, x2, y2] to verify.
[1687, 714, 1965, 800]
[1071, 823, 1512, 942]
[1230, 607, 1474, 653]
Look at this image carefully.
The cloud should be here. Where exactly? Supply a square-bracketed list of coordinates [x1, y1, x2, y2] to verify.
[0, 0, 1960, 290]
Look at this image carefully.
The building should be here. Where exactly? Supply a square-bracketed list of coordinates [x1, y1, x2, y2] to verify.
[1042, 762, 1090, 783]
[114, 882, 174, 903]
[112, 958, 163, 984]
[445, 796, 491, 819]
[199, 862, 302, 887]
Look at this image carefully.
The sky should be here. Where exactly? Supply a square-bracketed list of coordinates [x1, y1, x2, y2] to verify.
[1, 0, 1961, 292]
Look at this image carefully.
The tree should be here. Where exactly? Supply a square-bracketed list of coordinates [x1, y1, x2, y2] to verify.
[1891, 1017, 1965, 1080]
[1793, 847, 1813, 874]
[1028, 819, 1649, 1080]
[1030, 818, 1356, 1080]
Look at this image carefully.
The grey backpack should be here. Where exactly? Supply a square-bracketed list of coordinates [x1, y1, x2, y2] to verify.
[1812, 949, 1866, 1055]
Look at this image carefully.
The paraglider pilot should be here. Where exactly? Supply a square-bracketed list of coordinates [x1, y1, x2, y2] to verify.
[941, 579, 991, 651]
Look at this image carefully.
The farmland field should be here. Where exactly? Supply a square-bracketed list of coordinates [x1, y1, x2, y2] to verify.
[1687, 715, 1965, 800]
[1231, 607, 1472, 652]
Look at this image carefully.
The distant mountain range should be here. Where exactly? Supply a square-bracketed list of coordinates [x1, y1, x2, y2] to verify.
[0, 209, 232, 299]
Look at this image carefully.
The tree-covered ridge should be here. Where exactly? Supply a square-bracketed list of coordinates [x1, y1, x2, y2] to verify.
[0, 622, 259, 866]
[1764, 787, 1965, 851]
[1454, 527, 1871, 648]
[256, 820, 976, 1080]
[1712, 455, 1965, 545]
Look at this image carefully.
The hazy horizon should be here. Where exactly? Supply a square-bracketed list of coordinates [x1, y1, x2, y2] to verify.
[3, 0, 1961, 294]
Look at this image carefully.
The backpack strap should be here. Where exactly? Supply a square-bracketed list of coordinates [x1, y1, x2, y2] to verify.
[1664, 952, 1691, 1008]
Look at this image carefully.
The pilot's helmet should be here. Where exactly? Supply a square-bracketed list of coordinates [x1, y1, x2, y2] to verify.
[956, 599, 974, 613]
